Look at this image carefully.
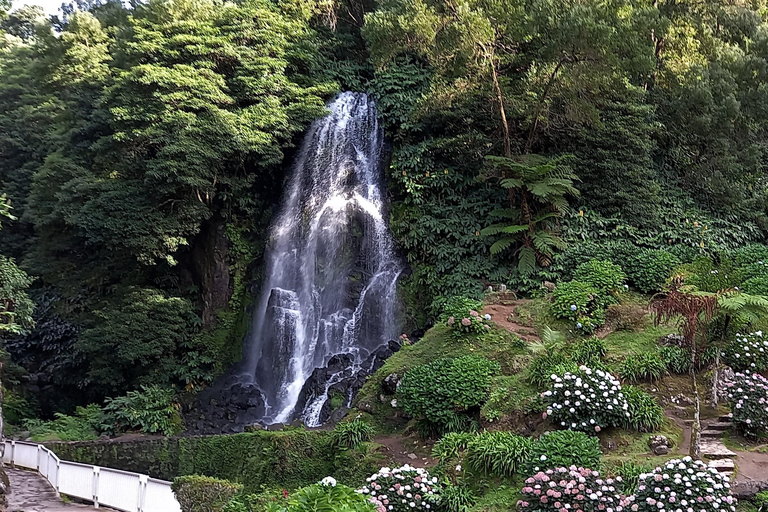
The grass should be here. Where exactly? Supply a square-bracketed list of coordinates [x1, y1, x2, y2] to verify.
[721, 430, 768, 453]
[480, 374, 539, 423]
[602, 324, 677, 360]
[599, 416, 684, 468]
[468, 481, 522, 512]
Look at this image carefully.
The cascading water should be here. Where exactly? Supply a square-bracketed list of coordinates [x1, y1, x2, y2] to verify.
[244, 92, 402, 426]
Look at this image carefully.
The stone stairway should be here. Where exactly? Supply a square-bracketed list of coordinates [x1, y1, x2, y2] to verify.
[702, 413, 736, 479]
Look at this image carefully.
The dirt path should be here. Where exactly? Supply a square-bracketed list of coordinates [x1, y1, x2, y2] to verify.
[374, 435, 437, 467]
[483, 301, 541, 342]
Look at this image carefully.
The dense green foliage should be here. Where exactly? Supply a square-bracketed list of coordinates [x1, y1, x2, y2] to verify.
[621, 385, 665, 432]
[252, 482, 376, 512]
[46, 429, 384, 492]
[23, 404, 103, 441]
[0, 0, 336, 410]
[619, 353, 668, 382]
[332, 419, 375, 449]
[102, 385, 182, 436]
[464, 431, 533, 476]
[396, 355, 499, 431]
[173, 475, 244, 512]
[522, 431, 602, 475]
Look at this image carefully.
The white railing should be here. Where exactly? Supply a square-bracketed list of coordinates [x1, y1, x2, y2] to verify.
[3, 440, 182, 512]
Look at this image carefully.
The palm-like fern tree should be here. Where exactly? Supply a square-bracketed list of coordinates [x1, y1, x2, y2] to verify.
[480, 155, 579, 274]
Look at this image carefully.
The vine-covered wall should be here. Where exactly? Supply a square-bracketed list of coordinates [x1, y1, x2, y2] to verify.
[44, 429, 382, 492]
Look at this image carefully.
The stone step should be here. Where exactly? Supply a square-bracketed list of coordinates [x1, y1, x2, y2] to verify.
[708, 459, 735, 473]
[701, 429, 723, 438]
[700, 440, 737, 460]
[707, 421, 733, 431]
[718, 413, 733, 422]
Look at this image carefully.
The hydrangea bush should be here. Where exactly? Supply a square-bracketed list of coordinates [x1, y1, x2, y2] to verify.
[722, 332, 768, 372]
[447, 310, 492, 337]
[542, 366, 630, 432]
[517, 466, 631, 512]
[358, 465, 442, 512]
[726, 372, 768, 439]
[634, 457, 736, 512]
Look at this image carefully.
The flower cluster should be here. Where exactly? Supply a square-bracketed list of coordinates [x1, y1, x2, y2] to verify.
[722, 332, 768, 372]
[447, 309, 491, 337]
[634, 457, 735, 512]
[726, 371, 768, 439]
[358, 465, 442, 511]
[518, 466, 631, 512]
[542, 366, 630, 432]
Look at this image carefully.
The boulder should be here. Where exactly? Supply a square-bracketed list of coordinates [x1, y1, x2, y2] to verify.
[648, 435, 671, 455]
[382, 373, 401, 395]
[659, 334, 685, 347]
[183, 375, 266, 435]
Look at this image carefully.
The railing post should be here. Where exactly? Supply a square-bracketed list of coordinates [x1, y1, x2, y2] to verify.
[36, 445, 42, 473]
[55, 459, 61, 495]
[9, 440, 15, 468]
[93, 467, 100, 509]
[138, 474, 148, 512]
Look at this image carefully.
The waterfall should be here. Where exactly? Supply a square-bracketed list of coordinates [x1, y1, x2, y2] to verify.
[244, 92, 402, 426]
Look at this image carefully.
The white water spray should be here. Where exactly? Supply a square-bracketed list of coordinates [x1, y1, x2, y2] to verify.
[244, 92, 402, 426]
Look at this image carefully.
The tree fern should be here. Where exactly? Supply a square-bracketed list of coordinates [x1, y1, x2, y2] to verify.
[480, 154, 579, 274]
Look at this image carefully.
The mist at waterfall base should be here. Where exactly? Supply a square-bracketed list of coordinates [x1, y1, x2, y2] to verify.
[186, 93, 403, 432]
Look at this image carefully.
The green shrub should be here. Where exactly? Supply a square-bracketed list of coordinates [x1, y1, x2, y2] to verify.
[573, 259, 626, 294]
[397, 356, 500, 430]
[755, 490, 768, 512]
[522, 430, 602, 474]
[332, 419, 375, 449]
[103, 384, 182, 436]
[659, 345, 691, 374]
[743, 275, 768, 295]
[442, 484, 476, 512]
[680, 257, 742, 292]
[551, 280, 607, 333]
[432, 431, 475, 461]
[262, 481, 375, 512]
[611, 460, 654, 494]
[568, 336, 606, 366]
[439, 296, 485, 322]
[172, 475, 243, 512]
[626, 250, 680, 293]
[465, 431, 533, 476]
[527, 352, 579, 388]
[619, 353, 667, 382]
[622, 385, 665, 432]
[24, 404, 104, 442]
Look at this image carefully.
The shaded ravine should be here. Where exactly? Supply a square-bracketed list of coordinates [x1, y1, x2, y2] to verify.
[243, 92, 402, 426]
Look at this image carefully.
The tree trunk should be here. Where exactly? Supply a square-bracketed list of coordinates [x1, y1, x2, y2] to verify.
[193, 220, 231, 328]
[489, 53, 512, 158]
[525, 57, 566, 154]
[690, 339, 701, 458]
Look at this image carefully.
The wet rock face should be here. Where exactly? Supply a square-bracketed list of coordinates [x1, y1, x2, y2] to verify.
[295, 339, 401, 425]
[184, 376, 266, 435]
